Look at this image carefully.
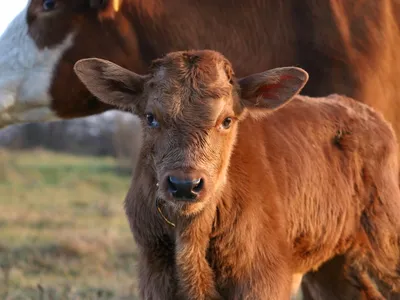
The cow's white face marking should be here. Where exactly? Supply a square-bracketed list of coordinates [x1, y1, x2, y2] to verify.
[0, 8, 75, 128]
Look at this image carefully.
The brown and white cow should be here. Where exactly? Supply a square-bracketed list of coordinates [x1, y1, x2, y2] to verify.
[2, 0, 400, 141]
[74, 50, 400, 299]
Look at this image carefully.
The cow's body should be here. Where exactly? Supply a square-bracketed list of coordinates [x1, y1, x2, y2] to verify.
[1, 0, 400, 137]
[74, 51, 400, 299]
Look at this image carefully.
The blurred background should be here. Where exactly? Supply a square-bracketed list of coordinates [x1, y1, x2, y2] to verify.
[0, 1, 142, 298]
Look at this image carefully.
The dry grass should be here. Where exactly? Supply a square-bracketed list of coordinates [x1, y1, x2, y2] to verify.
[0, 149, 308, 300]
[0, 149, 139, 299]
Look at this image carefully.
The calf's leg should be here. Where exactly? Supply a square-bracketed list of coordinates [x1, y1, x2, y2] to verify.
[139, 245, 176, 300]
[137, 244, 178, 300]
[301, 255, 399, 300]
[225, 253, 292, 299]
[291, 273, 304, 299]
[175, 207, 222, 300]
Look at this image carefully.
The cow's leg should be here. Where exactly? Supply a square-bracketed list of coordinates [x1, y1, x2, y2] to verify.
[220, 237, 292, 300]
[175, 208, 222, 300]
[301, 255, 395, 300]
[291, 273, 304, 299]
[355, 272, 386, 300]
[301, 256, 364, 300]
[137, 246, 177, 300]
[227, 260, 292, 300]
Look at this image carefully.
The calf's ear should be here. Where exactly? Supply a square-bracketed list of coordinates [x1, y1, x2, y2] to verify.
[74, 58, 146, 113]
[238, 67, 308, 112]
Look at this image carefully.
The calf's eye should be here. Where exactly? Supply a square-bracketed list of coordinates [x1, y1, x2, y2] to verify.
[221, 117, 232, 129]
[43, 0, 56, 10]
[145, 113, 160, 128]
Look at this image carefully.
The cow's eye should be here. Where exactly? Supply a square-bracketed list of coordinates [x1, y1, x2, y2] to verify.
[145, 113, 160, 128]
[43, 0, 56, 11]
[221, 117, 232, 129]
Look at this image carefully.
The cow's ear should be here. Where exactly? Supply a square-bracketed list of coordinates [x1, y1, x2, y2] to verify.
[74, 58, 147, 113]
[238, 67, 308, 112]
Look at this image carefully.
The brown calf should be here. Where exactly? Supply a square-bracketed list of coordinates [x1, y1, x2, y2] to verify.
[74, 50, 400, 299]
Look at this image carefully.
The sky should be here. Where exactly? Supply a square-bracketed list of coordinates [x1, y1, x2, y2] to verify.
[0, 0, 28, 35]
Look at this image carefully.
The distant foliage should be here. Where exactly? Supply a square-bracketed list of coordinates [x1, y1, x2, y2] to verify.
[0, 111, 142, 162]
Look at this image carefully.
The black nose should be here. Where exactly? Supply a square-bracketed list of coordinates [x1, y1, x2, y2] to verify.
[167, 176, 204, 201]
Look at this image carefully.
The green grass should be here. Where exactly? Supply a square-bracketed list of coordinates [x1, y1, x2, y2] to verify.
[0, 149, 139, 299]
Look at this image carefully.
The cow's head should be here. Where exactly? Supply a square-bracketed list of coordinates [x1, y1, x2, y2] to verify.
[74, 50, 308, 215]
[0, 0, 143, 127]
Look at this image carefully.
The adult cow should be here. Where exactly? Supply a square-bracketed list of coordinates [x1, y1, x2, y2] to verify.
[1, 0, 400, 298]
[74, 49, 400, 300]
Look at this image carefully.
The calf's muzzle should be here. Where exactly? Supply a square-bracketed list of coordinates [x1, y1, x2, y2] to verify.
[166, 173, 205, 201]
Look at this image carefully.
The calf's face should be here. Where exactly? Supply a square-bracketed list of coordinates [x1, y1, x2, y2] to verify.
[74, 50, 308, 215]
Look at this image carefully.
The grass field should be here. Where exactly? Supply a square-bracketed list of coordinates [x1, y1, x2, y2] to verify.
[0, 149, 139, 299]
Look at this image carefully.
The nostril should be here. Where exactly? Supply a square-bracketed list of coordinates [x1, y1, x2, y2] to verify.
[167, 176, 178, 193]
[166, 175, 204, 200]
[192, 178, 204, 193]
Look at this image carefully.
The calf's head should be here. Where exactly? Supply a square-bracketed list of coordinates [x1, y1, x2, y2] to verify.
[74, 50, 308, 215]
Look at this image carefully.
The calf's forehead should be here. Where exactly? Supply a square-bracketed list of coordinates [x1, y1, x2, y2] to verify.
[147, 63, 235, 122]
[148, 52, 235, 101]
